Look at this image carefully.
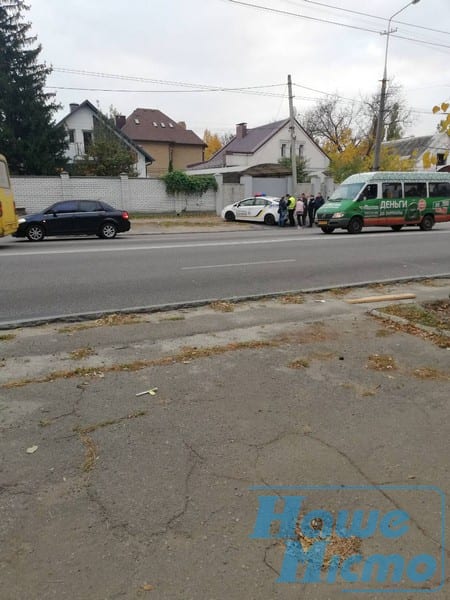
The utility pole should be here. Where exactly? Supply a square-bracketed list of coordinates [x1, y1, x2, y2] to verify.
[373, 0, 421, 170]
[288, 74, 297, 194]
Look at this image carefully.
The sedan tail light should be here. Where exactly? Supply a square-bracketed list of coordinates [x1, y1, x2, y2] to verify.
[121, 211, 129, 219]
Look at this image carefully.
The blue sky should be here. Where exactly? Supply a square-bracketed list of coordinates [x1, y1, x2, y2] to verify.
[29, 0, 450, 138]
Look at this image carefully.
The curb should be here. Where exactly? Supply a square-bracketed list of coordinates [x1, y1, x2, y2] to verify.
[2, 274, 450, 331]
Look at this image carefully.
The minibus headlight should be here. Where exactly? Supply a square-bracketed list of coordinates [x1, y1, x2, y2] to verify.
[332, 212, 345, 218]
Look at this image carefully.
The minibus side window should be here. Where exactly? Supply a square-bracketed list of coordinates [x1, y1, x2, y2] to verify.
[382, 182, 402, 199]
[429, 182, 450, 198]
[359, 184, 377, 200]
[404, 182, 426, 197]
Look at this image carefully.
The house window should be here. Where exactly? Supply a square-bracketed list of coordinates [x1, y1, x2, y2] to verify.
[68, 129, 75, 143]
[298, 144, 304, 158]
[281, 143, 287, 158]
[83, 130, 93, 151]
[436, 153, 446, 166]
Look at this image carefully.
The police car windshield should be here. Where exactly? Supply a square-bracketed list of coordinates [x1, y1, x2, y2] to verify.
[329, 183, 364, 201]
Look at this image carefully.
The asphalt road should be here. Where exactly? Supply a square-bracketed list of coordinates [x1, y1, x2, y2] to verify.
[1, 224, 450, 325]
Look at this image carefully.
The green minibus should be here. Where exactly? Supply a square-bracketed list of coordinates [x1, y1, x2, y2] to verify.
[315, 171, 450, 234]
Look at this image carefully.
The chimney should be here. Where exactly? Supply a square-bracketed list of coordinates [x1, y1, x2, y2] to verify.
[115, 115, 126, 129]
[177, 121, 186, 130]
[69, 103, 79, 113]
[236, 122, 247, 138]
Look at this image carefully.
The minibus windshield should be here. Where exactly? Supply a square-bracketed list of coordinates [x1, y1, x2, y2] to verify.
[329, 182, 364, 201]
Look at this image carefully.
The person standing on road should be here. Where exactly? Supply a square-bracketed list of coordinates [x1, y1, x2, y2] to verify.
[300, 193, 308, 227]
[315, 193, 325, 215]
[307, 194, 316, 227]
[295, 196, 304, 228]
[278, 195, 288, 227]
[287, 194, 296, 227]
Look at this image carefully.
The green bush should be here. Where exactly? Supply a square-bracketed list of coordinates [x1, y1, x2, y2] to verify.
[162, 170, 218, 196]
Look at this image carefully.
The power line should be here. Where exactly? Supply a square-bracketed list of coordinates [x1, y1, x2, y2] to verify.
[285, 0, 450, 37]
[220, 0, 450, 50]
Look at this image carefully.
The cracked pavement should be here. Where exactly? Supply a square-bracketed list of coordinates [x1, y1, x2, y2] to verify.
[0, 280, 449, 599]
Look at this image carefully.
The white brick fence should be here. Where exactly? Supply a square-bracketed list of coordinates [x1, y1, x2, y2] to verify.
[11, 173, 218, 215]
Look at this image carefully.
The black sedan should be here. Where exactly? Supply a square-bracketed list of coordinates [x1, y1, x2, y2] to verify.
[13, 200, 131, 241]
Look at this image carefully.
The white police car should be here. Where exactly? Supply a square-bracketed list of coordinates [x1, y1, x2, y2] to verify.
[221, 195, 280, 226]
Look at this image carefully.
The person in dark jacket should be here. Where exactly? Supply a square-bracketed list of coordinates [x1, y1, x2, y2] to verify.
[307, 194, 316, 227]
[278, 195, 288, 227]
[314, 193, 325, 221]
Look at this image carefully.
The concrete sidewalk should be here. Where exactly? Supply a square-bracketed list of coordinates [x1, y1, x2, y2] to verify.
[1, 280, 449, 599]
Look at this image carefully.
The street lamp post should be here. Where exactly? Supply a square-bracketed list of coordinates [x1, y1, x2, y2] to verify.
[372, 0, 421, 171]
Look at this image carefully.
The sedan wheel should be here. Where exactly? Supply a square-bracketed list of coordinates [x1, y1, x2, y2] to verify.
[99, 222, 117, 239]
[224, 211, 236, 222]
[26, 224, 45, 242]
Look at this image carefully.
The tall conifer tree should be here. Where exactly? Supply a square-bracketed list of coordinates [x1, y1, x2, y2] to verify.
[0, 1, 67, 174]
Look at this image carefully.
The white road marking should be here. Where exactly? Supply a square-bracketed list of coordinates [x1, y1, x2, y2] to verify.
[181, 259, 296, 270]
[2, 228, 449, 258]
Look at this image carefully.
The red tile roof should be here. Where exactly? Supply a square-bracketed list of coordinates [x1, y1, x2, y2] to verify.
[121, 109, 205, 146]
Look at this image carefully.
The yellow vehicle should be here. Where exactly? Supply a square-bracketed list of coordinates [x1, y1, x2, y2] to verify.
[0, 154, 18, 237]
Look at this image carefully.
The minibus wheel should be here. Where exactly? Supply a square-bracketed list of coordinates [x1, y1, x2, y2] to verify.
[347, 217, 363, 234]
[320, 226, 335, 234]
[419, 214, 434, 231]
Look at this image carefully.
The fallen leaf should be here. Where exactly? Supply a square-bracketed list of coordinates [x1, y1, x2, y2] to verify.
[141, 583, 154, 591]
[26, 445, 38, 454]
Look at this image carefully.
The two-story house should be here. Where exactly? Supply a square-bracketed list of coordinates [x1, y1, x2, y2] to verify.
[59, 100, 154, 177]
[117, 109, 206, 176]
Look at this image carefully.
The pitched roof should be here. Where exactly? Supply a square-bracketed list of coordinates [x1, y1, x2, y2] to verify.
[190, 119, 289, 169]
[120, 109, 205, 146]
[59, 100, 154, 163]
[382, 135, 434, 158]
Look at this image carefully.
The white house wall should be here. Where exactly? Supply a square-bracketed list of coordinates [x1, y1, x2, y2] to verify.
[63, 106, 148, 177]
[252, 123, 329, 178]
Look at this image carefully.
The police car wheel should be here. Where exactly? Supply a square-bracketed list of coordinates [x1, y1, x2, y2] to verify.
[225, 211, 235, 222]
[264, 214, 276, 226]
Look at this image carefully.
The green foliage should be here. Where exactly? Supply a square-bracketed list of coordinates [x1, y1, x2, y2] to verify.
[71, 116, 137, 176]
[0, 0, 67, 174]
[278, 156, 310, 182]
[162, 170, 218, 196]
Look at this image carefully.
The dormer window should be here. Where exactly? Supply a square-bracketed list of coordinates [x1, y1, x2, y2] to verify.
[160, 122, 166, 128]
[153, 121, 158, 127]
[134, 118, 140, 125]
[169, 123, 174, 128]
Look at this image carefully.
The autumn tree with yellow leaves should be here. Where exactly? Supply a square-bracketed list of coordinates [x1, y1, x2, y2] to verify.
[203, 129, 223, 161]
[421, 102, 450, 169]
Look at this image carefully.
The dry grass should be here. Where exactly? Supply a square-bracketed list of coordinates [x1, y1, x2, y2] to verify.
[60, 313, 145, 333]
[328, 288, 351, 297]
[295, 521, 362, 569]
[279, 294, 304, 304]
[289, 358, 310, 369]
[371, 314, 450, 349]
[379, 303, 449, 330]
[210, 300, 235, 312]
[366, 354, 397, 371]
[411, 367, 450, 381]
[0, 333, 15, 341]
[74, 411, 147, 472]
[375, 328, 395, 337]
[69, 347, 97, 360]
